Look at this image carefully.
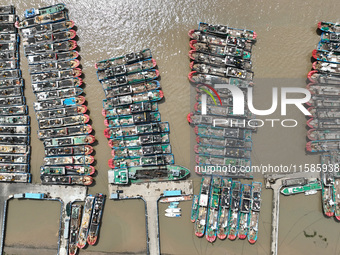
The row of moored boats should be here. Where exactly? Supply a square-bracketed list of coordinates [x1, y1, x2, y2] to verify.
[0, 6, 31, 183]
[95, 49, 190, 186]
[191, 176, 262, 243]
[304, 22, 340, 219]
[187, 22, 256, 178]
[15, 3, 95, 185]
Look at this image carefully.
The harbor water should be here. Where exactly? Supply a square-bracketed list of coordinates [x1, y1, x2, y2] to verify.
[1, 0, 340, 254]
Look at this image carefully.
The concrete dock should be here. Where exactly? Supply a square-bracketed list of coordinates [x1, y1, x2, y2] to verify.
[265, 172, 319, 255]
[0, 183, 87, 255]
[109, 180, 193, 255]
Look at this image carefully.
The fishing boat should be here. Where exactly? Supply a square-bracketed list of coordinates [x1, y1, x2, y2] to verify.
[27, 50, 78, 65]
[198, 22, 257, 41]
[317, 41, 340, 53]
[0, 135, 29, 145]
[108, 165, 190, 184]
[101, 70, 159, 90]
[43, 135, 95, 147]
[0, 163, 29, 173]
[187, 113, 257, 130]
[0, 105, 27, 115]
[188, 30, 253, 51]
[21, 19, 73, 37]
[29, 59, 80, 74]
[194, 102, 254, 119]
[313, 61, 340, 74]
[195, 176, 211, 237]
[97, 59, 156, 80]
[0, 14, 16, 23]
[312, 49, 340, 64]
[95, 49, 152, 70]
[15, 11, 68, 29]
[307, 96, 340, 108]
[0, 173, 31, 183]
[102, 101, 158, 118]
[104, 112, 161, 127]
[308, 107, 340, 119]
[0, 69, 21, 79]
[36, 105, 87, 120]
[102, 90, 163, 108]
[0, 125, 29, 135]
[191, 195, 199, 223]
[196, 154, 251, 168]
[307, 84, 340, 96]
[306, 140, 340, 152]
[69, 204, 82, 255]
[238, 184, 251, 239]
[333, 178, 340, 220]
[217, 178, 232, 240]
[112, 144, 171, 158]
[44, 145, 93, 156]
[0, 23, 16, 34]
[307, 118, 340, 129]
[194, 144, 251, 158]
[159, 195, 192, 203]
[33, 92, 84, 110]
[307, 129, 340, 141]
[0, 153, 29, 164]
[165, 213, 181, 217]
[40, 165, 95, 176]
[23, 30, 76, 46]
[206, 177, 221, 242]
[321, 32, 340, 43]
[0, 42, 17, 52]
[43, 155, 94, 165]
[196, 135, 252, 149]
[24, 3, 65, 18]
[281, 180, 321, 195]
[0, 144, 29, 154]
[31, 68, 82, 83]
[40, 174, 93, 185]
[104, 80, 160, 98]
[38, 124, 92, 139]
[227, 181, 241, 240]
[308, 70, 340, 84]
[318, 21, 340, 33]
[104, 121, 169, 139]
[191, 62, 254, 80]
[0, 60, 18, 70]
[0, 87, 22, 97]
[24, 40, 77, 55]
[32, 77, 82, 92]
[189, 50, 252, 70]
[0, 115, 29, 125]
[108, 154, 174, 168]
[248, 181, 261, 244]
[165, 208, 181, 213]
[77, 195, 94, 248]
[108, 133, 170, 148]
[0, 33, 18, 42]
[87, 193, 106, 245]
[0, 6, 15, 14]
[190, 40, 251, 60]
[195, 124, 252, 140]
[0, 51, 19, 62]
[0, 79, 23, 88]
[38, 114, 89, 129]
[321, 172, 334, 217]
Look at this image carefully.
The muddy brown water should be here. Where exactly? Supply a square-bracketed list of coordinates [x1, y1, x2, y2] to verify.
[1, 0, 340, 254]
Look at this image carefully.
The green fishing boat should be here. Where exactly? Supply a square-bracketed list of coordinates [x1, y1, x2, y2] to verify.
[217, 178, 232, 240]
[248, 181, 262, 244]
[191, 195, 199, 223]
[227, 181, 241, 240]
[108, 165, 190, 184]
[195, 176, 211, 237]
[238, 184, 252, 239]
[205, 177, 221, 242]
[281, 180, 321, 196]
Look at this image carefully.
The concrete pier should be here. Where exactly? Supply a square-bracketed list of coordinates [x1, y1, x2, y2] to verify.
[0, 183, 87, 255]
[109, 180, 193, 255]
[265, 172, 319, 255]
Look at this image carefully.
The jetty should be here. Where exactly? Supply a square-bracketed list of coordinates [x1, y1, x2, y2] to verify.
[265, 172, 319, 255]
[0, 183, 87, 255]
[109, 180, 193, 255]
